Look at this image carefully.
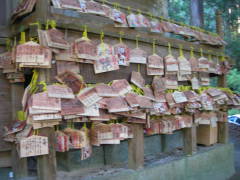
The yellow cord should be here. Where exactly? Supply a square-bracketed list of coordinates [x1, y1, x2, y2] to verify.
[119, 31, 124, 44]
[179, 44, 184, 58]
[152, 39, 156, 54]
[208, 51, 212, 61]
[168, 42, 172, 55]
[136, 34, 139, 48]
[190, 47, 194, 58]
[6, 38, 11, 51]
[82, 25, 89, 40]
[200, 48, 203, 57]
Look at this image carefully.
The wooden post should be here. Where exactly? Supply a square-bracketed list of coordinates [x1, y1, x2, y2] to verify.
[183, 123, 197, 155]
[128, 124, 144, 169]
[37, 69, 57, 180]
[37, 127, 57, 180]
[35, 0, 50, 22]
[216, 10, 224, 38]
[217, 122, 229, 144]
[10, 83, 28, 179]
[216, 10, 228, 144]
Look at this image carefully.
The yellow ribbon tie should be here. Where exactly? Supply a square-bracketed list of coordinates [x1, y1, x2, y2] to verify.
[17, 111, 26, 121]
[38, 81, 47, 92]
[19, 32, 26, 44]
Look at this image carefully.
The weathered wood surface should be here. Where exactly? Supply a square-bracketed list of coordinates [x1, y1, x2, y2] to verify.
[10, 83, 28, 179]
[0, 151, 11, 168]
[0, 70, 12, 151]
[128, 124, 144, 169]
[11, 144, 28, 179]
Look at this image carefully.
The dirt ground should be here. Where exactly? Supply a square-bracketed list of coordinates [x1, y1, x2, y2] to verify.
[229, 123, 240, 180]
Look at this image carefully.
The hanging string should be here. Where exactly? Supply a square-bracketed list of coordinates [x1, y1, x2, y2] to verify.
[168, 42, 172, 55]
[102, 0, 106, 5]
[152, 39, 156, 54]
[136, 34, 139, 48]
[221, 53, 226, 62]
[64, 29, 68, 40]
[217, 55, 220, 63]
[113, 2, 118, 9]
[82, 25, 89, 40]
[119, 31, 124, 44]
[113, 2, 120, 10]
[137, 9, 141, 15]
[100, 31, 106, 55]
[100, 31, 104, 44]
[179, 44, 184, 58]
[200, 48, 203, 57]
[46, 20, 56, 30]
[6, 38, 11, 51]
[30, 21, 42, 30]
[29, 69, 39, 93]
[148, 12, 153, 20]
[34, 129, 39, 136]
[190, 47, 194, 58]
[208, 50, 212, 61]
[127, 6, 131, 14]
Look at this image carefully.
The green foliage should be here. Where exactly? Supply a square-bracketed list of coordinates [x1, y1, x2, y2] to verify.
[228, 109, 240, 116]
[168, 0, 190, 24]
[227, 68, 240, 93]
[168, 0, 240, 69]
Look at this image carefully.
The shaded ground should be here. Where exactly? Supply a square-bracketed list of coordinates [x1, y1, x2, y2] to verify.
[229, 123, 240, 180]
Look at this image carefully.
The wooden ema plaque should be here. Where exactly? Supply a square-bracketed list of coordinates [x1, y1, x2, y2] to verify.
[19, 135, 49, 158]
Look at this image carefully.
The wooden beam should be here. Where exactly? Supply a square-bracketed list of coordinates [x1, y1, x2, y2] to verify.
[11, 6, 224, 57]
[10, 83, 28, 180]
[49, 7, 223, 57]
[183, 124, 197, 155]
[128, 124, 144, 170]
[37, 69, 57, 180]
